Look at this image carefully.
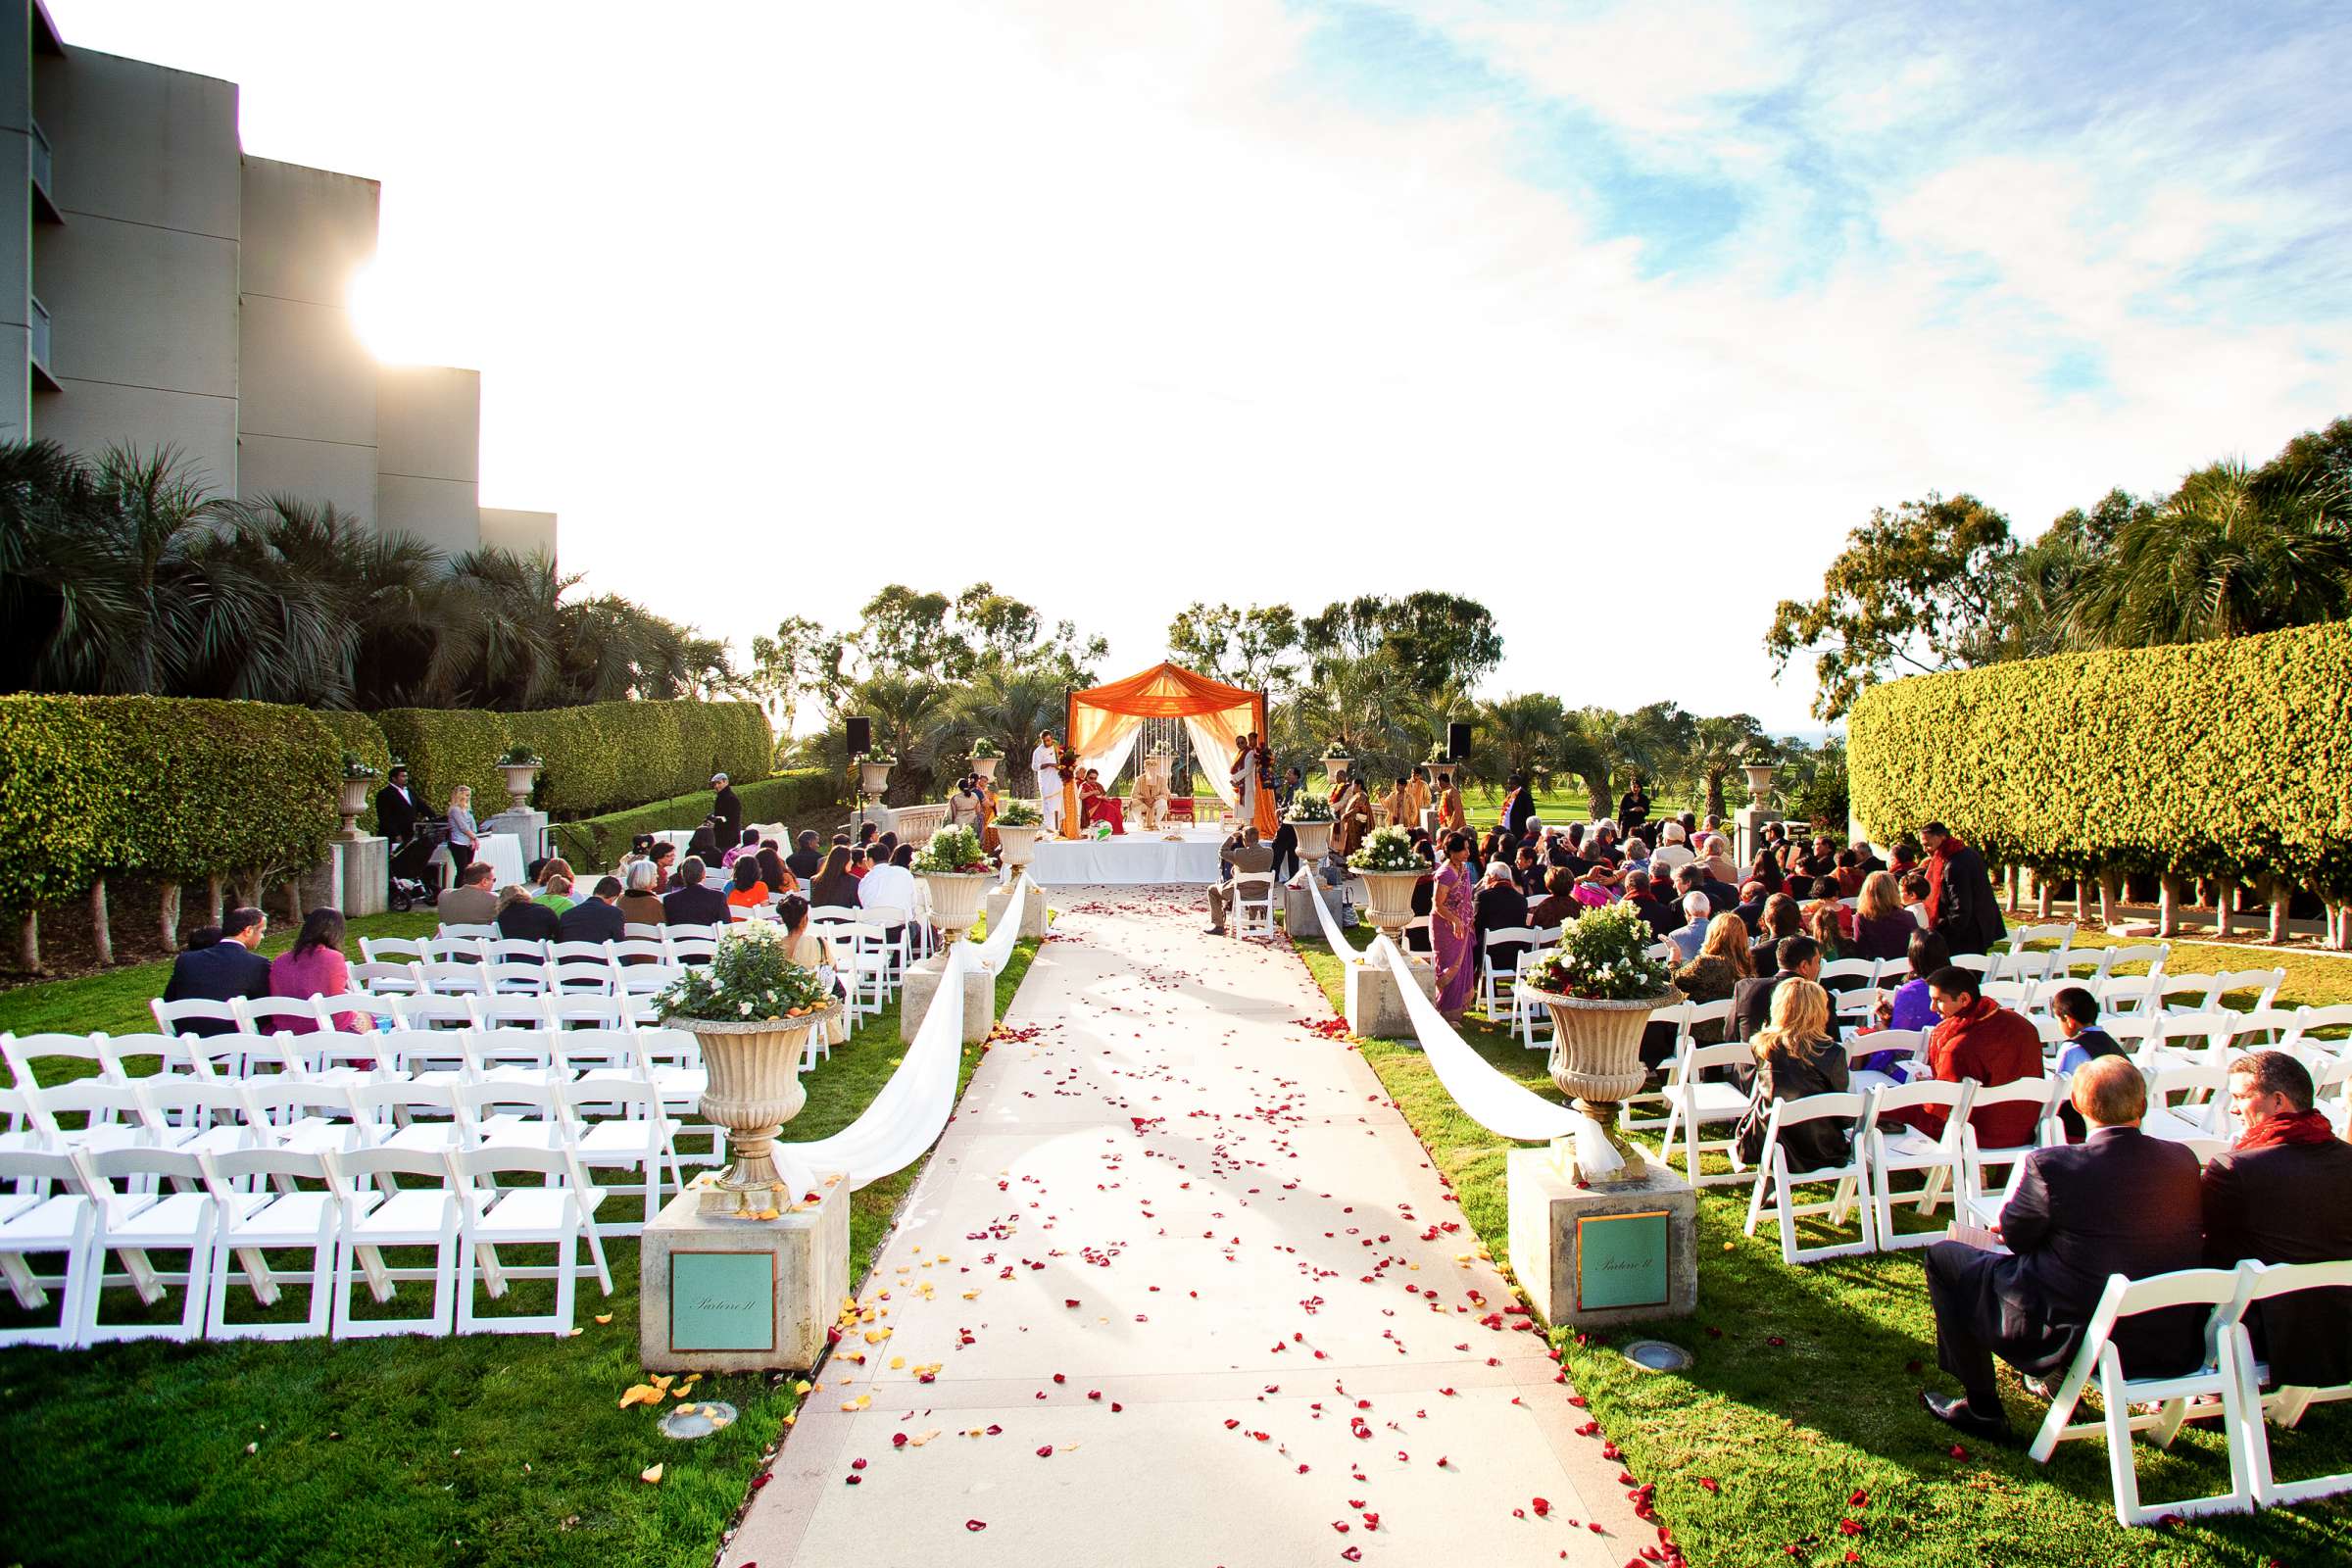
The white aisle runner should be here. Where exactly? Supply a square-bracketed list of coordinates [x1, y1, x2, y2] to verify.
[725, 889, 1642, 1568]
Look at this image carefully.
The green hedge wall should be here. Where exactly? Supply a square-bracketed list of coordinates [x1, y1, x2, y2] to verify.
[548, 769, 844, 870]
[378, 702, 771, 820]
[316, 711, 393, 834]
[1848, 619, 2352, 892]
[0, 696, 340, 912]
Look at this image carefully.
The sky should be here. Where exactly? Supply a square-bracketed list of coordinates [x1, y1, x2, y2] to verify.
[54, 0, 2352, 731]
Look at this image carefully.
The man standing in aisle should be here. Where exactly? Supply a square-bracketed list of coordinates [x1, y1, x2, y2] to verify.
[1921, 820, 2005, 956]
[710, 773, 743, 858]
[1033, 729, 1065, 837]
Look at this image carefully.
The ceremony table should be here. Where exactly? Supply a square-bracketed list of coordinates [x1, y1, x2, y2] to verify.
[1027, 825, 1229, 885]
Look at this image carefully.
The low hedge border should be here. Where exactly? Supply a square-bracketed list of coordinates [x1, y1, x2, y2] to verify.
[548, 769, 845, 871]
[316, 711, 393, 835]
[377, 701, 771, 820]
[1848, 619, 2352, 893]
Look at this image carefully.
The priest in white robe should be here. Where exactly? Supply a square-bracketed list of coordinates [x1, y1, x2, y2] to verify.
[1032, 730, 1065, 835]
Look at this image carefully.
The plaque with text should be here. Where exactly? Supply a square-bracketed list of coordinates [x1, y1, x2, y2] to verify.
[1575, 1210, 1669, 1312]
[671, 1250, 776, 1353]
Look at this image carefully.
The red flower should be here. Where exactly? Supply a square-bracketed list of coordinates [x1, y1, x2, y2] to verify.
[1036, 1446, 1054, 1458]
[849, 1457, 866, 1470]
[1838, 1518, 1862, 1537]
[965, 1520, 987, 1532]
[1848, 1489, 1868, 1508]
[1341, 1550, 1362, 1563]
[1533, 1497, 1551, 1517]
[1697, 1478, 1719, 1494]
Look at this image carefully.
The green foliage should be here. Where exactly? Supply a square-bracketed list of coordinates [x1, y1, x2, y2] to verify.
[1284, 789, 1333, 822]
[992, 798, 1043, 828]
[1779, 737, 1851, 829]
[1303, 592, 1503, 696]
[1523, 900, 1675, 1001]
[1848, 619, 2352, 891]
[1165, 601, 1303, 696]
[316, 711, 391, 832]
[651, 919, 828, 1023]
[373, 707, 513, 820]
[1348, 825, 1420, 871]
[546, 769, 841, 870]
[0, 695, 339, 911]
[378, 702, 771, 820]
[912, 824, 990, 874]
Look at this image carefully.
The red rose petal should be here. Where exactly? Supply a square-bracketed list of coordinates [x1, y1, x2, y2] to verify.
[1698, 1478, 1719, 1493]
[1036, 1446, 1054, 1457]
[850, 1457, 866, 1470]
[966, 1519, 987, 1532]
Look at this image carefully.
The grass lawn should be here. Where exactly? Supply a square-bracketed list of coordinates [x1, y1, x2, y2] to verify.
[0, 929, 1041, 1568]
[1288, 920, 2352, 1568]
[1460, 785, 1696, 831]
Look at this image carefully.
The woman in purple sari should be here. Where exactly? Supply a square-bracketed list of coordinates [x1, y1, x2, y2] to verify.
[1431, 830, 1478, 1022]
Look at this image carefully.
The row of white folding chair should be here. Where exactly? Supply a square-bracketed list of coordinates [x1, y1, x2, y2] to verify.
[810, 909, 894, 1024]
[1990, 922, 2078, 981]
[380, 956, 686, 1003]
[0, 1139, 613, 1348]
[2027, 1257, 2352, 1525]
[384, 928, 723, 964]
[153, 991, 655, 1050]
[9, 1070, 687, 1236]
[1480, 925, 1563, 1019]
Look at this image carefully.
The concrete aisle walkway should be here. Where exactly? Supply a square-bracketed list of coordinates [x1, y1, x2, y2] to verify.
[726, 890, 1644, 1568]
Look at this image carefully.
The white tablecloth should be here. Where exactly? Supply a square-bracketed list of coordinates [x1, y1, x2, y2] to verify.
[1028, 829, 1227, 886]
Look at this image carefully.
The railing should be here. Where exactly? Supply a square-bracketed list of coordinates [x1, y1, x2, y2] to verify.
[28, 118, 51, 198]
[29, 294, 50, 370]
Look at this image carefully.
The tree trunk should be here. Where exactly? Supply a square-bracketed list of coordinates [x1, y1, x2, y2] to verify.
[89, 877, 114, 967]
[2035, 869, 2052, 920]
[2213, 880, 2233, 940]
[2267, 876, 2292, 946]
[18, 909, 37, 974]
[2097, 870, 2123, 928]
[2157, 873, 2183, 938]
[206, 874, 224, 924]
[284, 876, 303, 925]
[158, 880, 181, 952]
[1704, 775, 1725, 820]
[2076, 872, 2093, 923]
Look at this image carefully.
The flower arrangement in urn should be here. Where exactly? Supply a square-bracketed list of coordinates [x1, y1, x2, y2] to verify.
[1518, 900, 1681, 1184]
[1347, 824, 1420, 872]
[912, 824, 994, 941]
[335, 753, 380, 839]
[912, 823, 990, 875]
[1284, 788, 1334, 823]
[1284, 787, 1336, 862]
[654, 921, 839, 1216]
[993, 798, 1043, 828]
[1348, 825, 1425, 945]
[969, 737, 1003, 759]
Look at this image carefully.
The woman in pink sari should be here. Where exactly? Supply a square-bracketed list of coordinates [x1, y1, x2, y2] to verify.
[1430, 830, 1478, 1022]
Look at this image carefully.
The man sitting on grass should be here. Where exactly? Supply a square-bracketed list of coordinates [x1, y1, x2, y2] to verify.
[1920, 1056, 2202, 1441]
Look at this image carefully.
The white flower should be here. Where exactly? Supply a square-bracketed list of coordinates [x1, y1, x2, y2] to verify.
[739, 1001, 754, 1016]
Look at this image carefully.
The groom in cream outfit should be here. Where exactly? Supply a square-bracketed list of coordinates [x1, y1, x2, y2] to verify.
[1032, 729, 1065, 835]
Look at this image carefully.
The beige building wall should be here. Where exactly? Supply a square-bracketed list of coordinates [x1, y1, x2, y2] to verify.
[236, 157, 379, 516]
[30, 46, 239, 491]
[479, 506, 558, 560]
[376, 363, 480, 555]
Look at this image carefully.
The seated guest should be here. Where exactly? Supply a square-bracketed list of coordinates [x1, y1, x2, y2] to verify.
[558, 876, 629, 943]
[686, 822, 723, 863]
[1882, 965, 2044, 1147]
[1699, 833, 1740, 888]
[776, 896, 852, 1048]
[858, 844, 918, 946]
[1849, 870, 1916, 961]
[1852, 838, 1887, 877]
[161, 906, 273, 1031]
[1749, 892, 1802, 972]
[647, 841, 677, 892]
[436, 859, 501, 925]
[808, 845, 859, 911]
[1900, 870, 1934, 927]
[1206, 826, 1275, 937]
[1623, 868, 1678, 939]
[496, 884, 561, 942]
[617, 859, 665, 927]
[726, 857, 771, 911]
[1745, 847, 1785, 897]
[1587, 822, 1621, 864]
[1733, 934, 1821, 1043]
[757, 838, 797, 897]
[1621, 836, 1651, 874]
[1732, 880, 1769, 935]
[1734, 979, 1852, 1161]
[1805, 900, 1849, 966]
[268, 908, 366, 1034]
[2050, 986, 2126, 1140]
[1667, 892, 1714, 963]
[1526, 866, 1579, 932]
[1834, 848, 1868, 900]
[1666, 913, 1752, 1054]
[1889, 838, 1922, 877]
[2203, 1052, 2352, 1391]
[786, 829, 824, 883]
[538, 870, 577, 915]
[1869, 930, 1950, 1036]
[1922, 1056, 2203, 1440]
[1570, 862, 1618, 908]
[1514, 844, 1545, 897]
[1649, 821, 1694, 875]
[1079, 769, 1126, 834]
[722, 828, 761, 868]
[1475, 861, 1533, 976]
[662, 856, 732, 926]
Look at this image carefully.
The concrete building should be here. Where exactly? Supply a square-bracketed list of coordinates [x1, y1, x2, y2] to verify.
[2, 0, 555, 560]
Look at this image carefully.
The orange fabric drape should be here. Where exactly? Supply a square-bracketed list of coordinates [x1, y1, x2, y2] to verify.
[1065, 662, 1265, 756]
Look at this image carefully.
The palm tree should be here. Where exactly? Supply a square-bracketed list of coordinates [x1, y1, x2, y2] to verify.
[1478, 692, 1564, 795]
[1284, 651, 1413, 784]
[1686, 713, 1764, 819]
[233, 494, 444, 708]
[422, 548, 571, 709]
[2070, 460, 2351, 648]
[943, 660, 1065, 798]
[857, 670, 951, 804]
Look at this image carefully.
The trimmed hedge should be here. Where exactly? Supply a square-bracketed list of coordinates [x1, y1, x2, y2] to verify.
[1848, 619, 2352, 893]
[316, 711, 393, 834]
[378, 702, 771, 820]
[0, 695, 340, 912]
[549, 769, 844, 870]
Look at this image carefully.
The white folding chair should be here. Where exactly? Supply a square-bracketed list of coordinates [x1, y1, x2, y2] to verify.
[487, 938, 551, 969]
[1232, 878, 1277, 941]
[0, 1148, 100, 1347]
[1818, 957, 1881, 992]
[2028, 1267, 2256, 1526]
[563, 1074, 686, 1232]
[629, 1029, 710, 1118]
[329, 1144, 466, 1339]
[435, 923, 499, 944]
[1957, 1078, 2065, 1228]
[1477, 927, 1537, 1015]
[22, 1075, 153, 1159]
[458, 1078, 569, 1150]
[2142, 1065, 2235, 1145]
[467, 994, 555, 1033]
[359, 937, 431, 965]
[1858, 1078, 1973, 1250]
[150, 997, 244, 1040]
[621, 922, 665, 945]
[133, 1077, 262, 1160]
[1950, 953, 1994, 976]
[1845, 1027, 1926, 1095]
[1509, 942, 1562, 1050]
[547, 993, 634, 1034]
[2205, 967, 2287, 1016]
[1742, 1091, 1873, 1263]
[353, 1079, 476, 1155]
[413, 961, 489, 999]
[202, 1146, 343, 1340]
[549, 958, 616, 997]
[2094, 942, 2171, 981]
[452, 1144, 612, 1336]
[2133, 1009, 2238, 1075]
[78, 1145, 218, 1345]
[481, 960, 549, 998]
[608, 938, 668, 969]
[2281, 1004, 2352, 1054]
[324, 991, 403, 1034]
[1652, 1041, 1755, 1188]
[2230, 1259, 2352, 1506]
[1, 1032, 123, 1087]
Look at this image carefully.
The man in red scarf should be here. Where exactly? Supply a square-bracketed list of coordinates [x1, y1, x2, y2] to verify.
[1919, 820, 2005, 956]
[2203, 1051, 2352, 1390]
[1882, 964, 2044, 1148]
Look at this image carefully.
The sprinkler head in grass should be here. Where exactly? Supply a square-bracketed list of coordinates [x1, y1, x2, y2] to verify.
[1620, 1340, 1692, 1374]
[660, 1401, 739, 1439]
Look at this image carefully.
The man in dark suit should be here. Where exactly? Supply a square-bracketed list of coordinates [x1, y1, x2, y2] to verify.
[1501, 775, 1538, 840]
[1920, 820, 2005, 956]
[375, 765, 421, 841]
[785, 829, 824, 884]
[1922, 1056, 2204, 1439]
[1731, 935, 1820, 1043]
[1473, 862, 1532, 978]
[159, 907, 272, 1034]
[558, 877, 629, 944]
[2203, 1051, 2352, 1391]
[662, 857, 733, 926]
[710, 773, 743, 858]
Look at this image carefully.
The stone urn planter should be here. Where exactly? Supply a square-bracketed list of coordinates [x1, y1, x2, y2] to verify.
[1290, 818, 1334, 863]
[679, 1002, 842, 1216]
[858, 760, 894, 796]
[500, 763, 540, 812]
[1519, 985, 1683, 1185]
[970, 754, 1001, 782]
[337, 777, 371, 841]
[1742, 762, 1776, 806]
[1322, 754, 1351, 790]
[1355, 868, 1424, 946]
[919, 870, 995, 944]
[995, 822, 1044, 878]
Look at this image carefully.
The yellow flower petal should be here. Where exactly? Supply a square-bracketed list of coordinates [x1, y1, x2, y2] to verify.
[640, 1464, 664, 1485]
[594, 1313, 613, 1326]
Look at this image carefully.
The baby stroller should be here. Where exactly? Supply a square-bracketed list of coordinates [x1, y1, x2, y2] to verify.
[387, 820, 448, 912]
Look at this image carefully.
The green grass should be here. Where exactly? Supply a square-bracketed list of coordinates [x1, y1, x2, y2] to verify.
[1459, 785, 1695, 830]
[1290, 922, 2352, 1568]
[0, 937, 1041, 1568]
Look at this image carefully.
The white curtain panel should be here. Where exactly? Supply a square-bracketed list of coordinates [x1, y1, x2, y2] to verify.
[1182, 717, 1242, 808]
[1078, 719, 1144, 791]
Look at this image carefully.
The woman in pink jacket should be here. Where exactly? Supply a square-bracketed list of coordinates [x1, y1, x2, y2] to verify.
[269, 907, 366, 1033]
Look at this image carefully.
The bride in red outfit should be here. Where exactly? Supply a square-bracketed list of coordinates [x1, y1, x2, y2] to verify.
[1078, 767, 1127, 835]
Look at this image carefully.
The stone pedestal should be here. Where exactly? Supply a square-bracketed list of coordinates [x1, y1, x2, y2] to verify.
[1282, 881, 1325, 940]
[901, 950, 993, 1045]
[984, 880, 1047, 942]
[482, 808, 549, 860]
[639, 1179, 849, 1372]
[1735, 805, 1770, 871]
[1507, 1149, 1696, 1330]
[1345, 951, 1436, 1040]
[340, 836, 388, 916]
